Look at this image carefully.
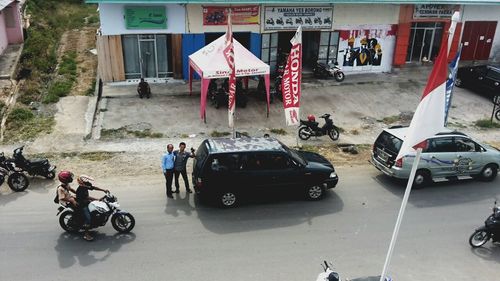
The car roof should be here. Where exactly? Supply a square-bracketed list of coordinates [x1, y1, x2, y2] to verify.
[206, 137, 285, 154]
[383, 126, 468, 140]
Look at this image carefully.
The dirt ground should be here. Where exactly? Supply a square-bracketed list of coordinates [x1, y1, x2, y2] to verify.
[57, 27, 97, 96]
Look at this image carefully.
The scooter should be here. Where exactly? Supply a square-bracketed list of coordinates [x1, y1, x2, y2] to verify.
[266, 18, 275, 26]
[276, 17, 284, 25]
[469, 200, 500, 248]
[299, 113, 340, 141]
[0, 152, 29, 192]
[11, 146, 56, 179]
[315, 261, 393, 281]
[286, 18, 293, 25]
[313, 60, 345, 82]
[57, 192, 135, 234]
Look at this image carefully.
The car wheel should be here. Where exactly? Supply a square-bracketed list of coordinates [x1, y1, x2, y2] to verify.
[412, 169, 431, 189]
[219, 191, 238, 208]
[305, 185, 325, 200]
[454, 77, 463, 87]
[478, 164, 498, 182]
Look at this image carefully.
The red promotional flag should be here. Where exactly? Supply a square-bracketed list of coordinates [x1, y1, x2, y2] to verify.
[223, 12, 236, 128]
[396, 34, 449, 160]
[282, 26, 302, 126]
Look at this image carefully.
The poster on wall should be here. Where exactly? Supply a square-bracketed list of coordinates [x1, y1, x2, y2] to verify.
[125, 7, 167, 29]
[264, 6, 333, 30]
[413, 4, 455, 19]
[203, 6, 259, 25]
[336, 25, 397, 73]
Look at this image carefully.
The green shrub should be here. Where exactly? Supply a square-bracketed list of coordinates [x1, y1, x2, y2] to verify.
[43, 79, 74, 103]
[475, 119, 500, 129]
[8, 107, 34, 123]
[59, 51, 77, 76]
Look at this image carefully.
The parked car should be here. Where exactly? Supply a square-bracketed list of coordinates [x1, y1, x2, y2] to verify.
[455, 64, 500, 100]
[370, 126, 500, 188]
[192, 137, 338, 207]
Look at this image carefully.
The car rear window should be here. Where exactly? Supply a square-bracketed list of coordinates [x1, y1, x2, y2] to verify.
[374, 131, 403, 156]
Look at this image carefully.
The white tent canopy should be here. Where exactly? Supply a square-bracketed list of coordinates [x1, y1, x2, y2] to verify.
[188, 34, 271, 121]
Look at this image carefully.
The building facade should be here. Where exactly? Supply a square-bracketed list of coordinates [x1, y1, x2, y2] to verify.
[0, 0, 24, 55]
[87, 0, 500, 83]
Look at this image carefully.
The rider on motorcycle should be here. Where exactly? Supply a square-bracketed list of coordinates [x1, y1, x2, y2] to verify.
[57, 171, 77, 207]
[75, 175, 109, 241]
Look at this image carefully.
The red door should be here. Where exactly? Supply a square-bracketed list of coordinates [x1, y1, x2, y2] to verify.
[461, 21, 497, 61]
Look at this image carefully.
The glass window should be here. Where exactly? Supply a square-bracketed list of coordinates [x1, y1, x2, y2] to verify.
[455, 138, 477, 152]
[427, 138, 456, 153]
[262, 34, 270, 49]
[156, 35, 168, 76]
[486, 69, 500, 80]
[270, 33, 278, 47]
[261, 48, 270, 63]
[122, 35, 141, 79]
[320, 32, 330, 45]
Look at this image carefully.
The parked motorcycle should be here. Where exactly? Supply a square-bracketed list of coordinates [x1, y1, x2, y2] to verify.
[0, 152, 29, 192]
[57, 192, 135, 234]
[299, 114, 340, 141]
[313, 61, 345, 82]
[469, 201, 500, 248]
[11, 146, 56, 179]
[211, 79, 248, 109]
[315, 261, 392, 281]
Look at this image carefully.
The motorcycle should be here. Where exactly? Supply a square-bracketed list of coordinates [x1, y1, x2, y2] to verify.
[266, 18, 275, 26]
[276, 17, 284, 25]
[286, 18, 293, 25]
[316, 261, 392, 281]
[57, 192, 135, 234]
[313, 60, 345, 82]
[296, 18, 303, 25]
[0, 152, 29, 192]
[314, 17, 323, 25]
[211, 79, 248, 109]
[305, 17, 312, 25]
[299, 113, 340, 141]
[469, 200, 500, 248]
[11, 146, 56, 179]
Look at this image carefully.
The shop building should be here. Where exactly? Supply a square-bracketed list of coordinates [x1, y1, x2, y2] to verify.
[86, 1, 500, 83]
[0, 0, 23, 56]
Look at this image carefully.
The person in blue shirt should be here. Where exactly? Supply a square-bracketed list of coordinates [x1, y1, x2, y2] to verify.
[161, 144, 175, 198]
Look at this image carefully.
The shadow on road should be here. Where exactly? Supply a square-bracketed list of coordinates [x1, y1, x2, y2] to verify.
[374, 174, 500, 208]
[470, 244, 500, 263]
[194, 190, 344, 234]
[54, 232, 136, 268]
[165, 192, 195, 217]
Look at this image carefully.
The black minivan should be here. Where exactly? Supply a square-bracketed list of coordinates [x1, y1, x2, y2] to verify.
[192, 137, 338, 207]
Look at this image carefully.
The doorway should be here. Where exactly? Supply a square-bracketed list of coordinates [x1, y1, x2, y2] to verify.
[406, 22, 443, 63]
[122, 34, 172, 79]
[461, 21, 497, 61]
[205, 32, 251, 49]
[277, 31, 321, 68]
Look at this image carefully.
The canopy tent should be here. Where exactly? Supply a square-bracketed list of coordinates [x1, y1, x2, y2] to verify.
[189, 35, 271, 121]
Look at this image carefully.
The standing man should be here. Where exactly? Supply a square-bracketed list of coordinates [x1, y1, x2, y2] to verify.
[162, 144, 175, 198]
[173, 142, 195, 194]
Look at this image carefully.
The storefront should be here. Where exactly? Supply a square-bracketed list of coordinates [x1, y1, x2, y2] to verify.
[97, 3, 185, 81]
[460, 6, 500, 61]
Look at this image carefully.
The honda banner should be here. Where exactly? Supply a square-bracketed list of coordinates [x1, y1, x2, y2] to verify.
[223, 15, 236, 128]
[282, 26, 302, 126]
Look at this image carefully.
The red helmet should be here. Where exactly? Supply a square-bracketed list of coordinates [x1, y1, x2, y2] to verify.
[58, 171, 74, 184]
[307, 114, 316, 122]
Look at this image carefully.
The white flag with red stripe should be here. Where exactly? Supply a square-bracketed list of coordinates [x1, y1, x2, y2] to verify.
[282, 26, 302, 126]
[223, 12, 236, 128]
[396, 34, 449, 160]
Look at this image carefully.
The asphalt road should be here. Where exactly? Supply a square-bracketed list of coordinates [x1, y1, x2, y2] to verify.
[1, 166, 499, 281]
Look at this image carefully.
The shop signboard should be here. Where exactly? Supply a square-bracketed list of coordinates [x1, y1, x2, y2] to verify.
[264, 6, 333, 30]
[413, 4, 455, 19]
[203, 6, 259, 25]
[125, 7, 167, 29]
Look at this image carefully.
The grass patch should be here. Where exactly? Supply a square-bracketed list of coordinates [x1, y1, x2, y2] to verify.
[86, 78, 96, 96]
[474, 119, 500, 129]
[296, 144, 320, 154]
[270, 128, 287, 135]
[58, 51, 77, 76]
[380, 115, 400, 124]
[101, 127, 163, 139]
[210, 131, 231, 137]
[180, 134, 189, 138]
[79, 151, 118, 161]
[7, 107, 34, 122]
[43, 79, 74, 103]
[3, 115, 55, 143]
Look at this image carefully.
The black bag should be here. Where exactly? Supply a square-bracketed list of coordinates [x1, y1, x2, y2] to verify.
[53, 186, 60, 204]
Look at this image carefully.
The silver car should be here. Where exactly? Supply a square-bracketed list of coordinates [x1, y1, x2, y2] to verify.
[370, 127, 500, 188]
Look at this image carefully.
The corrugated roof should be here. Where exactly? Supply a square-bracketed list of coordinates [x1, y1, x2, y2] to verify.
[0, 0, 13, 11]
[85, 0, 500, 5]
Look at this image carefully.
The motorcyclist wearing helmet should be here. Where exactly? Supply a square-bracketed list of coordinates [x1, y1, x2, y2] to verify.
[57, 171, 77, 207]
[75, 175, 109, 241]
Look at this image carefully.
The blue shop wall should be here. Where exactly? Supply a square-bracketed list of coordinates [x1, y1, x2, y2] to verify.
[182, 33, 262, 80]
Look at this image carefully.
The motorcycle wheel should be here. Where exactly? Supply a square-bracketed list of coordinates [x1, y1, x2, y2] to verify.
[334, 71, 345, 82]
[298, 127, 312, 140]
[469, 230, 490, 248]
[45, 170, 56, 180]
[328, 128, 340, 141]
[59, 210, 79, 233]
[112, 213, 135, 233]
[7, 172, 29, 192]
[495, 110, 500, 121]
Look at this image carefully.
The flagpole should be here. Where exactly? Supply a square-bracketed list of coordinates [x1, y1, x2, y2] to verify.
[379, 148, 422, 281]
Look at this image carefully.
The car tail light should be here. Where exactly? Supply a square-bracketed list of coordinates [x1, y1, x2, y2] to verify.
[395, 158, 403, 168]
[195, 177, 203, 188]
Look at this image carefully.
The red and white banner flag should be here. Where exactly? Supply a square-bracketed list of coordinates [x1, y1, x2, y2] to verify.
[282, 26, 302, 126]
[396, 34, 449, 160]
[223, 12, 236, 128]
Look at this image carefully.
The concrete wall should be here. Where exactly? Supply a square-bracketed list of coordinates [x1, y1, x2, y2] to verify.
[5, 2, 23, 44]
[461, 5, 500, 62]
[186, 4, 260, 33]
[0, 11, 7, 55]
[99, 3, 186, 35]
[333, 4, 400, 26]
